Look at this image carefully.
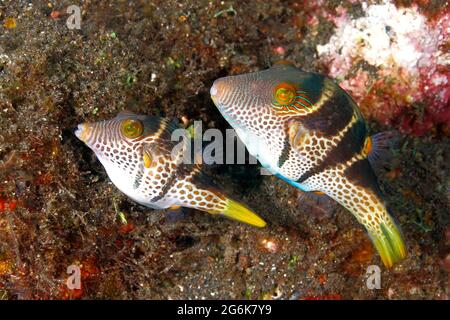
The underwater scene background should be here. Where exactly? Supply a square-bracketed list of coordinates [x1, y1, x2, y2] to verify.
[0, 0, 449, 299]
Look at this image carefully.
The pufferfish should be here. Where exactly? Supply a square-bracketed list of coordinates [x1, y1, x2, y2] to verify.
[75, 111, 266, 228]
[210, 62, 407, 268]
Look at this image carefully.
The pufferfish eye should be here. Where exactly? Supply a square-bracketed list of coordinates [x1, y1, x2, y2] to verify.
[273, 82, 297, 106]
[121, 119, 144, 139]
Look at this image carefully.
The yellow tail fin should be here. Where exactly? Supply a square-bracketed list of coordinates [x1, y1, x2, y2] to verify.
[217, 199, 266, 228]
[368, 218, 407, 268]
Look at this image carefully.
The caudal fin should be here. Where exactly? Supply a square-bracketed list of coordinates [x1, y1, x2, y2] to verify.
[217, 199, 266, 228]
[176, 173, 266, 228]
[368, 215, 407, 268]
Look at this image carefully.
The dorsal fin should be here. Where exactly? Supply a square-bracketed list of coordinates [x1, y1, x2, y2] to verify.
[297, 189, 337, 219]
[365, 131, 400, 172]
[273, 60, 296, 68]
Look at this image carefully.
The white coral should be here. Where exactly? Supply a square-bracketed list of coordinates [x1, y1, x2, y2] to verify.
[317, 1, 446, 77]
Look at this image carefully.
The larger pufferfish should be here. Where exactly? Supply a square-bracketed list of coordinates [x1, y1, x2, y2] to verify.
[210, 62, 407, 268]
[75, 111, 266, 228]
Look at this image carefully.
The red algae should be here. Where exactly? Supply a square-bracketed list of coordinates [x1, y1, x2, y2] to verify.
[0, 198, 18, 211]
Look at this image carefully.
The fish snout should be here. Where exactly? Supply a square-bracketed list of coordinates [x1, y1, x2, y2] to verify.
[75, 122, 93, 143]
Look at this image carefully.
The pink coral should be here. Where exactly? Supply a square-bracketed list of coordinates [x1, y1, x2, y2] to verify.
[317, 2, 450, 136]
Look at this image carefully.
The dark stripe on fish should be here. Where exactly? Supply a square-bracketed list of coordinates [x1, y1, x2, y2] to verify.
[189, 168, 225, 199]
[344, 158, 383, 198]
[278, 139, 291, 168]
[293, 73, 325, 103]
[158, 119, 181, 142]
[142, 116, 168, 135]
[299, 83, 354, 137]
[150, 161, 179, 202]
[133, 163, 145, 189]
[297, 117, 367, 183]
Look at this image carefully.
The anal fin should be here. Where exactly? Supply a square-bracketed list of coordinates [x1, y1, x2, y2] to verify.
[298, 190, 337, 219]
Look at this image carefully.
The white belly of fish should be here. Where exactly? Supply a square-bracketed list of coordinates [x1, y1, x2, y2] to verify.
[99, 157, 173, 210]
[235, 127, 280, 175]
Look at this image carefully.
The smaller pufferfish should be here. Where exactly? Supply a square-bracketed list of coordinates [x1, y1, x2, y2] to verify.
[210, 62, 407, 268]
[75, 111, 266, 228]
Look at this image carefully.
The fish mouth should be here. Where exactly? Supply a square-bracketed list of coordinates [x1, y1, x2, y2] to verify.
[210, 81, 220, 106]
[210, 80, 231, 119]
[210, 77, 231, 107]
[75, 123, 92, 143]
[210, 83, 218, 99]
